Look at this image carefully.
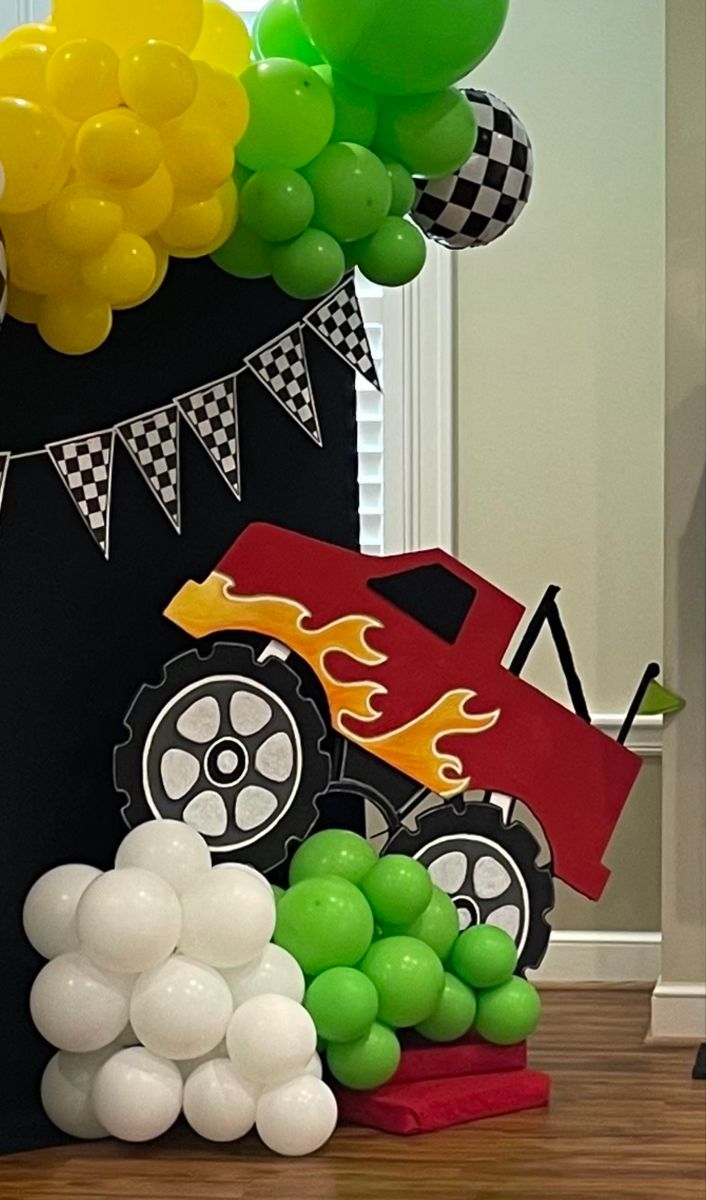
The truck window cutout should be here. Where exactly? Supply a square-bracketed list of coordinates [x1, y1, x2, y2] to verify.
[368, 565, 476, 645]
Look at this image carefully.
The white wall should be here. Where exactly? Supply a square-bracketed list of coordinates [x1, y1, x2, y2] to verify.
[456, 0, 666, 716]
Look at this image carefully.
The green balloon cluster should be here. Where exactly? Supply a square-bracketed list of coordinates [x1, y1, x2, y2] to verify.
[211, 0, 511, 299]
[273, 829, 542, 1092]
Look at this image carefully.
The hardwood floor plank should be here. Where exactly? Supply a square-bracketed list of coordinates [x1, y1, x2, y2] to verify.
[2, 991, 703, 1200]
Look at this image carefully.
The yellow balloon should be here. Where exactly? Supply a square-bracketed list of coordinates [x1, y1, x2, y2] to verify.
[189, 62, 250, 145]
[3, 209, 76, 294]
[113, 163, 174, 236]
[82, 231, 157, 305]
[114, 238, 168, 308]
[159, 191, 223, 252]
[0, 43, 50, 104]
[46, 38, 121, 123]
[0, 98, 70, 214]
[38, 289, 113, 354]
[7, 283, 42, 324]
[192, 1, 251, 75]
[162, 119, 234, 194]
[0, 23, 58, 55]
[52, 0, 204, 55]
[166, 176, 237, 257]
[119, 40, 198, 125]
[46, 182, 123, 255]
[75, 109, 163, 189]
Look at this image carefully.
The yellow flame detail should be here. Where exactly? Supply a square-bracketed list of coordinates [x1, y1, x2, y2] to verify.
[165, 572, 500, 797]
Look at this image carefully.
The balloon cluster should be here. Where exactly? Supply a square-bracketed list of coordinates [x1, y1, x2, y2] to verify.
[212, 0, 510, 300]
[0, 0, 251, 355]
[23, 821, 337, 1157]
[275, 830, 542, 1091]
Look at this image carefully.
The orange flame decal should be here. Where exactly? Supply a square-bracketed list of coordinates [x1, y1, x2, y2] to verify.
[165, 572, 500, 797]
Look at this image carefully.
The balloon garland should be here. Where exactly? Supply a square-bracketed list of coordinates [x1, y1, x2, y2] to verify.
[0, 0, 250, 355]
[0, 0, 533, 353]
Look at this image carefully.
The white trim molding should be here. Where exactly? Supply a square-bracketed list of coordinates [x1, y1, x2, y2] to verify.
[382, 243, 455, 555]
[594, 714, 663, 758]
[529, 931, 662, 986]
[651, 978, 706, 1040]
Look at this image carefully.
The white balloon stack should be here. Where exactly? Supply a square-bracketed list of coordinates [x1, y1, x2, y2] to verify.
[23, 821, 337, 1157]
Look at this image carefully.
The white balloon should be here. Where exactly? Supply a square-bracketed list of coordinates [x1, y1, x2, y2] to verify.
[23, 865, 102, 960]
[226, 995, 316, 1088]
[30, 953, 133, 1052]
[41, 1051, 112, 1140]
[179, 870, 276, 969]
[115, 821, 211, 896]
[213, 863, 275, 898]
[177, 1040, 228, 1081]
[77, 868, 181, 974]
[256, 1076, 338, 1157]
[184, 1059, 258, 1142]
[221, 945, 305, 1007]
[130, 956, 233, 1061]
[305, 1052, 323, 1081]
[92, 1048, 183, 1142]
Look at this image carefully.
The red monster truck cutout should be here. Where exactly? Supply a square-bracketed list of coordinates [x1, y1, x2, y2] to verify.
[115, 523, 656, 973]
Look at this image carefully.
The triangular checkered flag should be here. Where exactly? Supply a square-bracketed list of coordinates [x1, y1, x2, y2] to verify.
[247, 327, 322, 445]
[0, 452, 10, 521]
[117, 405, 181, 532]
[176, 373, 241, 500]
[47, 430, 116, 559]
[306, 277, 381, 391]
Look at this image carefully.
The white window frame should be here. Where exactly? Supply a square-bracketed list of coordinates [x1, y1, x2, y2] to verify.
[1, 0, 456, 561]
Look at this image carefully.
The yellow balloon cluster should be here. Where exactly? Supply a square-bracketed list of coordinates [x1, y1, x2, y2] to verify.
[0, 0, 252, 355]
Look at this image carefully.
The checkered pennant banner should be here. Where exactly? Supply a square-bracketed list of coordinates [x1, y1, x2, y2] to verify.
[47, 430, 116, 559]
[177, 373, 241, 500]
[247, 328, 322, 445]
[0, 452, 10, 522]
[306, 278, 381, 391]
[117, 405, 181, 532]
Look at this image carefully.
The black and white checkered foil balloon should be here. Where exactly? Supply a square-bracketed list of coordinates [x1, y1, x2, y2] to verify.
[411, 90, 533, 251]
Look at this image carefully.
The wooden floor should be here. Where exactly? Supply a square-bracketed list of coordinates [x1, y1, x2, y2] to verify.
[3, 990, 704, 1200]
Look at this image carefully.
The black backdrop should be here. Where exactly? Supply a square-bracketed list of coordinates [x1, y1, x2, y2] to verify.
[0, 259, 360, 1154]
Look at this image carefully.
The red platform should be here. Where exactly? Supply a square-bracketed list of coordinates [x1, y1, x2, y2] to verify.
[336, 1034, 551, 1137]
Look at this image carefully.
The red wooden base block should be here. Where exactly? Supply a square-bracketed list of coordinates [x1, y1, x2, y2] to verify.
[337, 1069, 552, 1136]
[393, 1033, 527, 1085]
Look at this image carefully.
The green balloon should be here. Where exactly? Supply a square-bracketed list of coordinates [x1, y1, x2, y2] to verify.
[297, 0, 510, 97]
[289, 830, 378, 887]
[238, 59, 335, 172]
[384, 160, 416, 217]
[314, 66, 378, 147]
[303, 142, 390, 243]
[211, 223, 272, 279]
[361, 855, 432, 927]
[240, 168, 315, 243]
[360, 936, 443, 1028]
[234, 162, 253, 190]
[254, 0, 323, 66]
[475, 977, 542, 1046]
[395, 886, 460, 961]
[450, 925, 518, 990]
[357, 217, 427, 287]
[327, 1022, 401, 1090]
[272, 884, 285, 903]
[274, 875, 374, 975]
[416, 973, 477, 1043]
[375, 89, 477, 179]
[305, 967, 379, 1043]
[271, 228, 345, 299]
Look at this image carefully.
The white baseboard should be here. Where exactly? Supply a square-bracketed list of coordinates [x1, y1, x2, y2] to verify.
[651, 978, 706, 1040]
[594, 714, 663, 758]
[528, 930, 662, 985]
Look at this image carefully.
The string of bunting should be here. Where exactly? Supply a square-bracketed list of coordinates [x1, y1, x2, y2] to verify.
[1, 279, 380, 560]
